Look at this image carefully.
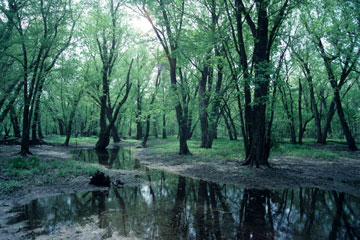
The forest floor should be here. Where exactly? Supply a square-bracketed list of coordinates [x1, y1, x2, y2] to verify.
[0, 137, 360, 239]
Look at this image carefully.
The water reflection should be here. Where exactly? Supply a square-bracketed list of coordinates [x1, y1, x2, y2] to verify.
[70, 147, 135, 170]
[7, 171, 360, 239]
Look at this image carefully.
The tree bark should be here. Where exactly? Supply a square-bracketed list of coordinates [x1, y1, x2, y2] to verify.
[162, 114, 167, 139]
[10, 106, 21, 138]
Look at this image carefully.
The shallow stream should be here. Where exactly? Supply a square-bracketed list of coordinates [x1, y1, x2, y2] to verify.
[6, 147, 360, 239]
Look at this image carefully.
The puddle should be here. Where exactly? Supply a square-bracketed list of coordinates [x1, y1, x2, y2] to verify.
[70, 147, 138, 170]
[6, 168, 360, 239]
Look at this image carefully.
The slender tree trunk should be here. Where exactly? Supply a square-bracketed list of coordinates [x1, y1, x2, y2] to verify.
[333, 90, 357, 150]
[198, 56, 211, 148]
[206, 60, 223, 148]
[64, 91, 82, 146]
[300, 63, 323, 143]
[298, 78, 304, 144]
[162, 114, 167, 139]
[142, 115, 151, 148]
[10, 106, 21, 138]
[320, 99, 336, 144]
[31, 87, 43, 144]
[136, 79, 143, 140]
[222, 112, 234, 140]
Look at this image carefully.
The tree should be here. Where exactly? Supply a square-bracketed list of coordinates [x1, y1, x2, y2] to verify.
[0, 0, 77, 155]
[139, 0, 192, 154]
[225, 0, 294, 167]
[303, 0, 359, 151]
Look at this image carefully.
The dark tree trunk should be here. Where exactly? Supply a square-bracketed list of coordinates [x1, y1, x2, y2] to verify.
[31, 87, 42, 143]
[142, 67, 161, 148]
[206, 61, 223, 148]
[222, 112, 234, 140]
[162, 114, 167, 139]
[153, 120, 158, 138]
[112, 125, 121, 143]
[198, 56, 210, 148]
[58, 119, 65, 136]
[223, 102, 238, 140]
[142, 116, 151, 148]
[136, 78, 143, 140]
[333, 90, 357, 151]
[20, 96, 31, 155]
[320, 99, 336, 144]
[10, 106, 21, 138]
[64, 91, 82, 146]
[298, 78, 304, 144]
[0, 82, 23, 123]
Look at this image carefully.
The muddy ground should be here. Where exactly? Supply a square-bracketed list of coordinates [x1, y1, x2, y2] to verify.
[0, 142, 360, 239]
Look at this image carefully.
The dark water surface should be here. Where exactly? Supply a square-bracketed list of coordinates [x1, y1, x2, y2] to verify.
[6, 147, 360, 239]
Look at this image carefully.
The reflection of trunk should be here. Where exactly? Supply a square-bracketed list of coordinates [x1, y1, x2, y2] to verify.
[328, 192, 344, 240]
[113, 188, 128, 236]
[305, 188, 318, 235]
[209, 183, 222, 239]
[95, 149, 110, 167]
[241, 189, 267, 239]
[195, 180, 208, 239]
[171, 176, 186, 234]
[108, 147, 120, 169]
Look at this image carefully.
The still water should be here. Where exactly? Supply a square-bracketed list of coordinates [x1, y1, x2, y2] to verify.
[6, 147, 360, 239]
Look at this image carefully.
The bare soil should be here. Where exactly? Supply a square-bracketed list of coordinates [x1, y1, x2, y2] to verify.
[1, 141, 360, 239]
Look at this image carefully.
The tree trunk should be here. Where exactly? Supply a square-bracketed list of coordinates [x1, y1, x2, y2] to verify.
[303, 64, 323, 143]
[10, 106, 21, 138]
[112, 125, 121, 143]
[64, 92, 82, 146]
[222, 112, 234, 140]
[136, 79, 143, 140]
[242, 0, 273, 167]
[333, 90, 357, 151]
[141, 115, 151, 148]
[198, 57, 210, 148]
[206, 61, 223, 148]
[31, 88, 42, 144]
[320, 99, 336, 144]
[162, 114, 167, 139]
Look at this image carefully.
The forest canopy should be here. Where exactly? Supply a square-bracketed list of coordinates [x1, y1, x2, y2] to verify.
[0, 0, 359, 167]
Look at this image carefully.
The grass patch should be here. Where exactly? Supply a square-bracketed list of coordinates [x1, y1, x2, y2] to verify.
[273, 144, 345, 160]
[144, 137, 350, 163]
[146, 138, 244, 163]
[1, 157, 99, 193]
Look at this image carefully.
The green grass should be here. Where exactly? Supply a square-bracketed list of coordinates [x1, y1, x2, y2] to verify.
[273, 144, 343, 160]
[145, 137, 351, 163]
[0, 157, 99, 193]
[146, 137, 244, 163]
